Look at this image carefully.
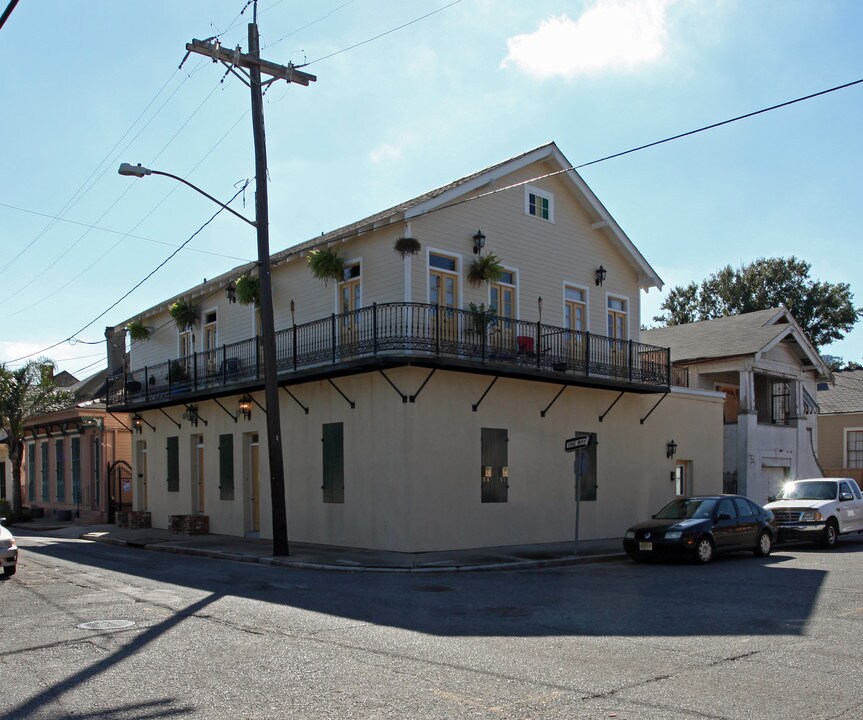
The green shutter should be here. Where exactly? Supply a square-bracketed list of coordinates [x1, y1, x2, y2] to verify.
[219, 434, 234, 501]
[322, 422, 344, 504]
[166, 436, 179, 492]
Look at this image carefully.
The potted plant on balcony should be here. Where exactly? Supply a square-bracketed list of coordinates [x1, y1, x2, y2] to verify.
[126, 319, 152, 343]
[393, 236, 422, 259]
[307, 248, 345, 286]
[169, 298, 199, 330]
[467, 253, 503, 287]
[468, 302, 497, 337]
[235, 273, 260, 307]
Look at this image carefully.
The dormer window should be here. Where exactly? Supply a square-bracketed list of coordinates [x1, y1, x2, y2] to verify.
[525, 185, 553, 222]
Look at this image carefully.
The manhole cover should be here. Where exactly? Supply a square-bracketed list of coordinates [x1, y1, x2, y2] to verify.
[77, 620, 136, 631]
[413, 585, 454, 593]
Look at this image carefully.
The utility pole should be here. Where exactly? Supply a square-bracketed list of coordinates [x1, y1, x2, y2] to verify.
[185, 4, 316, 556]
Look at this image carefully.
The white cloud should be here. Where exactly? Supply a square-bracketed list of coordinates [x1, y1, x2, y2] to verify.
[369, 143, 403, 164]
[502, 0, 673, 79]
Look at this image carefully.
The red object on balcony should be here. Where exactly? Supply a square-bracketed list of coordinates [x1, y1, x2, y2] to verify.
[516, 336, 535, 354]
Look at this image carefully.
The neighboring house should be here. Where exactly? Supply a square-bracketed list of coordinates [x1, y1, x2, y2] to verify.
[106, 142, 725, 552]
[817, 368, 863, 489]
[643, 308, 832, 504]
[0, 434, 9, 509]
[21, 370, 131, 523]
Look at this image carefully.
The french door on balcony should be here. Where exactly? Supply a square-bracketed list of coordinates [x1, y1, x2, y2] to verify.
[429, 254, 459, 349]
[490, 272, 515, 352]
[339, 264, 361, 354]
[564, 286, 587, 369]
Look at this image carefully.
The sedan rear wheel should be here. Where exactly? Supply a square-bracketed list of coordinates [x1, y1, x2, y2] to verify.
[754, 530, 772, 557]
[695, 536, 714, 564]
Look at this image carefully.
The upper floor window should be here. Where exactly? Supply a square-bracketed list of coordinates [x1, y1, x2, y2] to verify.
[771, 382, 790, 425]
[525, 185, 554, 222]
[565, 285, 587, 332]
[607, 296, 627, 340]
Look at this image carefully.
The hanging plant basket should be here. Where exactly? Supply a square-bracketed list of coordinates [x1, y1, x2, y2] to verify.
[467, 253, 504, 287]
[393, 236, 422, 259]
[235, 273, 260, 307]
[307, 248, 345, 286]
[168, 298, 199, 330]
[126, 319, 152, 343]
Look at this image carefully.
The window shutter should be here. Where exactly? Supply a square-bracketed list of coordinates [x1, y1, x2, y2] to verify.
[219, 434, 234, 501]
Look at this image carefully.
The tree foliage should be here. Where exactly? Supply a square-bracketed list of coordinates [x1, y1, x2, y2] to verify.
[0, 360, 75, 515]
[653, 257, 862, 350]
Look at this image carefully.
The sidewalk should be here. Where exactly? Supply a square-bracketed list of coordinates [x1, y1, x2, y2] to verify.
[13, 519, 626, 573]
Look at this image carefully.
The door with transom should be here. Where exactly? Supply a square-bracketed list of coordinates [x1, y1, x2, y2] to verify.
[490, 271, 515, 352]
[429, 254, 459, 349]
[339, 264, 361, 353]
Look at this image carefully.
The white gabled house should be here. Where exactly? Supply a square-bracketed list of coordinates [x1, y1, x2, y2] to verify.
[106, 142, 724, 552]
[642, 308, 832, 504]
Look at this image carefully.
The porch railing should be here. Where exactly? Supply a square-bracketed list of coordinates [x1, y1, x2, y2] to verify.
[107, 302, 675, 408]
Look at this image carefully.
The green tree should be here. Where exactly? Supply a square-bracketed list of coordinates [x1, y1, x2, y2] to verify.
[0, 360, 74, 516]
[653, 256, 862, 349]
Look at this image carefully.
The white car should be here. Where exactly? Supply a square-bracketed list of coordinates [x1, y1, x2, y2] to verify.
[764, 478, 863, 549]
[0, 518, 18, 577]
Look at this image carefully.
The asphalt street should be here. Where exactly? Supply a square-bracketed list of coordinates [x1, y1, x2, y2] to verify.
[2, 531, 862, 719]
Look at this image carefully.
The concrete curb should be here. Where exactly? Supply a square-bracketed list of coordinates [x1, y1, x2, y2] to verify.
[79, 531, 626, 572]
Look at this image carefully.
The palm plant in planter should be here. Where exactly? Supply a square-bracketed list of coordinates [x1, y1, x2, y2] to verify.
[468, 302, 498, 336]
[168, 298, 199, 330]
[235, 273, 260, 307]
[307, 248, 345, 286]
[467, 253, 504, 287]
[126, 319, 152, 343]
[393, 236, 422, 259]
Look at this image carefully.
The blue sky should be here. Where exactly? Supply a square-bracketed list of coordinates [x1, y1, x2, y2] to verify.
[1, 0, 861, 377]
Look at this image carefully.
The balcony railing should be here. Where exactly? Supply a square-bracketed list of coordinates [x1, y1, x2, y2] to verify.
[107, 302, 674, 408]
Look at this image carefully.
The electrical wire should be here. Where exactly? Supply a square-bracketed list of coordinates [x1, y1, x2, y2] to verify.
[262, 0, 356, 52]
[3, 184, 248, 366]
[301, 0, 462, 66]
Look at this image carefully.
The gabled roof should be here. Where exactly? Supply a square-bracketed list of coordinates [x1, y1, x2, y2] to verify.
[818, 369, 863, 414]
[641, 308, 832, 380]
[125, 142, 662, 324]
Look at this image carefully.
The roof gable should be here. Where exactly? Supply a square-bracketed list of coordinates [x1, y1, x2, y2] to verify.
[642, 308, 831, 379]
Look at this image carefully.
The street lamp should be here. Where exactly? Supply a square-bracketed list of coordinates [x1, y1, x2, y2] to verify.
[118, 162, 291, 556]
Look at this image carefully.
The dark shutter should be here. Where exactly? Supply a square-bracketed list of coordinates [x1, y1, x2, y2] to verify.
[481, 428, 508, 503]
[166, 436, 179, 492]
[219, 434, 234, 500]
[322, 422, 344, 504]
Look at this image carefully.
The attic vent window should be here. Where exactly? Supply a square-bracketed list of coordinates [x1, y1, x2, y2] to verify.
[525, 185, 553, 223]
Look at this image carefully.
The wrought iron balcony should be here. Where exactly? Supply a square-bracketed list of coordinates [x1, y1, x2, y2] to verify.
[107, 302, 674, 409]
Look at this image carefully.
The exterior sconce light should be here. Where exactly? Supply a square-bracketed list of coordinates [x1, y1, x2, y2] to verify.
[239, 395, 252, 421]
[472, 229, 486, 255]
[226, 282, 237, 303]
[595, 265, 607, 287]
[183, 404, 200, 427]
[132, 415, 143, 433]
[666, 439, 678, 459]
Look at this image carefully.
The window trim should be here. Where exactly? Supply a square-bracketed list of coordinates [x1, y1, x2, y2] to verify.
[426, 249, 461, 306]
[524, 184, 554, 223]
[563, 282, 590, 333]
[844, 427, 863, 469]
[606, 293, 630, 340]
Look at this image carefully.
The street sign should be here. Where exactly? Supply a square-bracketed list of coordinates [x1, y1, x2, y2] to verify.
[564, 435, 591, 452]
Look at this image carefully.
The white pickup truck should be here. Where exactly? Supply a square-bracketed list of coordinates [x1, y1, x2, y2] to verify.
[764, 478, 863, 549]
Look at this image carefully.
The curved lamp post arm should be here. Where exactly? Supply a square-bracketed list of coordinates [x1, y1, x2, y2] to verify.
[118, 163, 256, 228]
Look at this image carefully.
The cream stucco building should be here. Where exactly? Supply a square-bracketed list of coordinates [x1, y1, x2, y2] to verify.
[107, 143, 724, 552]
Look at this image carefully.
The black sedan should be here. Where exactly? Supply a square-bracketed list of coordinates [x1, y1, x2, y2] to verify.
[623, 495, 778, 564]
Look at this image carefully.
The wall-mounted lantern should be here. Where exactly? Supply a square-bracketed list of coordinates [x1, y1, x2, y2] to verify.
[472, 229, 486, 255]
[183, 404, 201, 427]
[132, 415, 143, 433]
[239, 395, 253, 421]
[226, 282, 237, 303]
[595, 265, 607, 287]
[666, 439, 678, 459]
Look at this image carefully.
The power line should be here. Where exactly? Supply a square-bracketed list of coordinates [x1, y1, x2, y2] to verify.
[262, 0, 356, 52]
[301, 0, 462, 66]
[0, 202, 253, 262]
[4, 185, 248, 366]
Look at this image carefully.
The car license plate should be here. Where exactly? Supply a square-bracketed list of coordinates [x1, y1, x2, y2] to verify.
[639, 542, 653, 551]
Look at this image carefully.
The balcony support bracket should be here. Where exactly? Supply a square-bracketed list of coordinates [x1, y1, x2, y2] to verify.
[327, 379, 355, 409]
[379, 370, 408, 403]
[540, 385, 567, 418]
[599, 391, 625, 423]
[640, 393, 669, 425]
[280, 387, 308, 415]
[107, 411, 134, 433]
[409, 369, 436, 403]
[472, 376, 500, 412]
[213, 397, 238, 422]
[158, 407, 181, 429]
